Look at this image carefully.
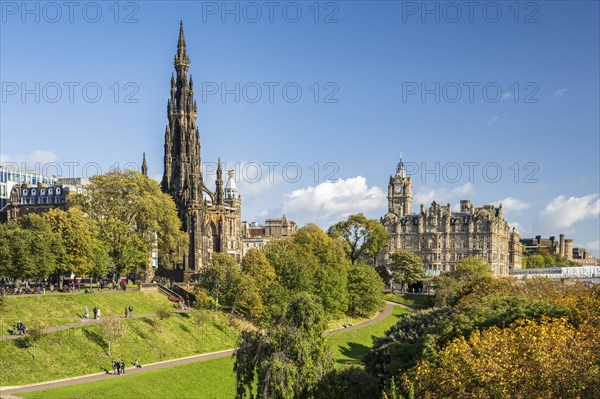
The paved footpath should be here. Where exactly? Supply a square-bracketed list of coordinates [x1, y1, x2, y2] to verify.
[0, 302, 414, 398]
[1, 310, 190, 342]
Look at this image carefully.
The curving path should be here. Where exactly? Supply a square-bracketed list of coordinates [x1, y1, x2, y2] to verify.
[1, 310, 190, 342]
[0, 302, 413, 398]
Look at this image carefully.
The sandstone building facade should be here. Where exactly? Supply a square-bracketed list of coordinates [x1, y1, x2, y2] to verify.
[161, 22, 242, 278]
[241, 215, 297, 255]
[520, 234, 573, 260]
[381, 158, 522, 275]
[520, 234, 599, 266]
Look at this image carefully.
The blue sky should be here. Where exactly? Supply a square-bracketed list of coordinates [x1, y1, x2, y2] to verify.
[1, 1, 599, 256]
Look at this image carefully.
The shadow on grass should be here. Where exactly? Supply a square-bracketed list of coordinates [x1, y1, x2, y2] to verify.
[83, 329, 107, 353]
[339, 341, 371, 363]
[179, 323, 192, 334]
[13, 336, 30, 349]
[178, 312, 191, 319]
[141, 317, 157, 328]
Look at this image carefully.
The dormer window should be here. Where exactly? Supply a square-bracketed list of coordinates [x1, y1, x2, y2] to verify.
[32, 189, 37, 195]
[56, 188, 61, 194]
[41, 189, 46, 195]
[48, 188, 53, 195]
[22, 189, 28, 196]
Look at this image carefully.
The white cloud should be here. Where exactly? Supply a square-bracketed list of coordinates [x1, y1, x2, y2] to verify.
[553, 88, 569, 98]
[414, 182, 475, 206]
[281, 176, 385, 227]
[540, 194, 600, 229]
[487, 115, 499, 126]
[493, 197, 530, 212]
[1, 150, 59, 170]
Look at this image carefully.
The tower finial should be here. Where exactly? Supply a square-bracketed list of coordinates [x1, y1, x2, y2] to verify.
[179, 20, 185, 46]
[396, 153, 406, 178]
[215, 158, 224, 205]
[174, 20, 190, 72]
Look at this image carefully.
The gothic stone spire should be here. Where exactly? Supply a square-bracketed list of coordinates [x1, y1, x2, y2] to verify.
[161, 21, 206, 272]
[141, 152, 148, 177]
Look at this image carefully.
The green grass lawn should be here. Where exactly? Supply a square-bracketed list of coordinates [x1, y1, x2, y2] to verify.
[20, 355, 237, 399]
[384, 293, 435, 310]
[14, 305, 412, 398]
[326, 306, 411, 365]
[328, 312, 372, 331]
[0, 291, 173, 330]
[0, 310, 239, 386]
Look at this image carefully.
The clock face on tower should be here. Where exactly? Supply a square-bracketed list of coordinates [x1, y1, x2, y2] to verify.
[396, 185, 402, 193]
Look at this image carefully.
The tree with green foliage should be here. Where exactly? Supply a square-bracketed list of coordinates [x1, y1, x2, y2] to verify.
[0, 215, 63, 282]
[234, 280, 266, 322]
[454, 256, 491, 276]
[433, 256, 493, 306]
[409, 318, 599, 398]
[316, 364, 379, 399]
[327, 214, 389, 265]
[375, 265, 393, 287]
[241, 248, 275, 292]
[523, 252, 577, 268]
[236, 249, 276, 322]
[365, 278, 600, 395]
[44, 208, 111, 280]
[71, 170, 188, 275]
[199, 253, 242, 309]
[264, 239, 316, 294]
[347, 262, 385, 317]
[293, 224, 349, 316]
[389, 250, 424, 293]
[234, 292, 333, 399]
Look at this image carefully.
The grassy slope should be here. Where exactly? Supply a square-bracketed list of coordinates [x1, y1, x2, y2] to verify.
[18, 305, 412, 398]
[327, 306, 411, 365]
[0, 291, 173, 329]
[21, 356, 237, 399]
[384, 293, 435, 310]
[0, 310, 238, 386]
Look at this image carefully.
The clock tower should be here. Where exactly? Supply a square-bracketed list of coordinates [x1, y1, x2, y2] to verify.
[387, 157, 413, 216]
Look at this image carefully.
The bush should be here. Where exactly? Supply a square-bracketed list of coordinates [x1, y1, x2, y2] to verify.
[346, 263, 385, 317]
[409, 318, 600, 398]
[316, 365, 379, 399]
[192, 288, 215, 309]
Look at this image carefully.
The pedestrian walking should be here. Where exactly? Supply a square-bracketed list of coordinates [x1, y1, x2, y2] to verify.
[125, 307, 128, 318]
[128, 305, 133, 318]
[111, 359, 117, 375]
[93, 306, 98, 319]
[97, 307, 101, 319]
[84, 306, 89, 319]
[120, 360, 125, 375]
